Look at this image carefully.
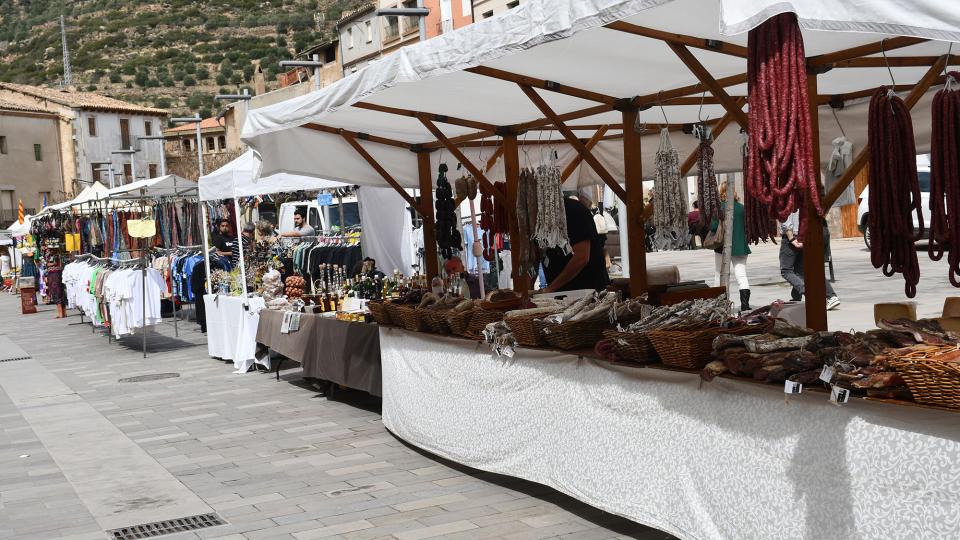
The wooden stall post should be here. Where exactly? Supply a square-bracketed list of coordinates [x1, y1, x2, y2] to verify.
[621, 107, 648, 298]
[804, 72, 828, 331]
[503, 133, 529, 294]
[417, 151, 440, 281]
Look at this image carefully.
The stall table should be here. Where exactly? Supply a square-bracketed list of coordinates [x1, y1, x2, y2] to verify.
[204, 294, 265, 373]
[257, 310, 382, 396]
[379, 327, 960, 540]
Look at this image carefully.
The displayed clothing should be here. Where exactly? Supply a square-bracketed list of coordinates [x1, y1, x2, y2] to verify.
[204, 294, 265, 372]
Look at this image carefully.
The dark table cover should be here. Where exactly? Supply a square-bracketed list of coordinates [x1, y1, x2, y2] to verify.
[257, 310, 382, 396]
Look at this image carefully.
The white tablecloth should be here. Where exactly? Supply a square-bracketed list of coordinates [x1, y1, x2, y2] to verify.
[204, 294, 265, 373]
[379, 328, 960, 540]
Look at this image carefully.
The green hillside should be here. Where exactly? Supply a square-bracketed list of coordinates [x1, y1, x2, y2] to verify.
[0, 0, 365, 118]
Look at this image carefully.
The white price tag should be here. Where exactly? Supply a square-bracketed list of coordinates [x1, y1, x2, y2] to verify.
[819, 365, 835, 383]
[502, 345, 515, 358]
[784, 381, 803, 394]
[830, 385, 850, 404]
[280, 312, 292, 334]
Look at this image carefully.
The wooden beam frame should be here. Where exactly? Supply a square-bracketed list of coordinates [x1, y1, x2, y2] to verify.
[340, 131, 421, 211]
[831, 56, 942, 68]
[513, 103, 614, 133]
[633, 73, 748, 108]
[466, 65, 619, 106]
[808, 36, 928, 67]
[353, 102, 499, 132]
[417, 151, 440, 279]
[418, 115, 509, 208]
[604, 21, 748, 58]
[303, 122, 410, 149]
[503, 134, 530, 293]
[561, 126, 608, 182]
[822, 55, 948, 208]
[803, 72, 828, 332]
[667, 43, 750, 129]
[518, 84, 627, 201]
[622, 107, 648, 298]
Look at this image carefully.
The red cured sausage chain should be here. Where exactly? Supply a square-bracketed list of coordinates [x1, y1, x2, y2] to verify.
[696, 138, 721, 228]
[929, 72, 960, 287]
[742, 144, 779, 244]
[868, 87, 924, 298]
[745, 13, 822, 241]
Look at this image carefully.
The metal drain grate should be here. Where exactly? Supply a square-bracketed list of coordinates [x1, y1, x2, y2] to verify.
[118, 373, 180, 383]
[0, 355, 30, 363]
[107, 513, 226, 539]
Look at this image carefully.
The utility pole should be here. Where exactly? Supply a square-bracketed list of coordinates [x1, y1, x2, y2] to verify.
[59, 15, 72, 88]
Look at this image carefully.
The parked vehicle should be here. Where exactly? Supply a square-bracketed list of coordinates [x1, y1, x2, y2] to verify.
[857, 155, 931, 249]
[277, 197, 361, 235]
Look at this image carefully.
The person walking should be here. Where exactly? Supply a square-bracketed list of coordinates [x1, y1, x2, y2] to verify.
[779, 211, 841, 310]
[710, 183, 751, 311]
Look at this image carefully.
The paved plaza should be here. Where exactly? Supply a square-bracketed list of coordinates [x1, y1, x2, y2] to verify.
[0, 238, 949, 539]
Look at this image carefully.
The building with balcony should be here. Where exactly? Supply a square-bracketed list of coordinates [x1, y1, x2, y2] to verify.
[0, 83, 168, 195]
[379, 0, 474, 56]
[338, 3, 383, 77]
[472, 0, 521, 20]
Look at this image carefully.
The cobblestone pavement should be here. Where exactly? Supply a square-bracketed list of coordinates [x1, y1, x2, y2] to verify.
[0, 294, 671, 540]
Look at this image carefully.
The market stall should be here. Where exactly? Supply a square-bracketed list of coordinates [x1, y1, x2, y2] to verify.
[232, 0, 960, 536]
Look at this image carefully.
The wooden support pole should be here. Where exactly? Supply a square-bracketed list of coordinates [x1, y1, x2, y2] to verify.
[518, 84, 628, 202]
[418, 116, 509, 208]
[353, 102, 498, 132]
[417, 151, 439, 280]
[561, 126, 608, 182]
[340, 132, 421, 211]
[622, 107, 648, 298]
[803, 72, 828, 332]
[822, 56, 948, 208]
[667, 43, 750, 129]
[503, 134, 529, 293]
[304, 123, 410, 149]
[807, 36, 927, 67]
[466, 65, 619, 105]
[604, 21, 749, 57]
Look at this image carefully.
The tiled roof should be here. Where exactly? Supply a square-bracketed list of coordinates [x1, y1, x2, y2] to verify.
[0, 82, 167, 115]
[0, 98, 55, 115]
[163, 117, 225, 133]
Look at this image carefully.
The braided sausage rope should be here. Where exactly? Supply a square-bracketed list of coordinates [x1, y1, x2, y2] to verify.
[746, 13, 822, 240]
[929, 72, 960, 287]
[868, 88, 924, 298]
[742, 139, 779, 244]
[696, 137, 721, 228]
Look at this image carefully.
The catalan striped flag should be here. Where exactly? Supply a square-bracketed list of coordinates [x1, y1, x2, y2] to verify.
[17, 199, 24, 224]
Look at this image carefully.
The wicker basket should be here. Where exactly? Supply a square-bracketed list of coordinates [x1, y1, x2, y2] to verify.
[541, 319, 613, 351]
[447, 308, 476, 336]
[602, 330, 658, 364]
[648, 324, 759, 370]
[421, 306, 454, 335]
[389, 304, 425, 332]
[464, 309, 506, 338]
[367, 301, 392, 326]
[890, 353, 960, 409]
[505, 313, 550, 347]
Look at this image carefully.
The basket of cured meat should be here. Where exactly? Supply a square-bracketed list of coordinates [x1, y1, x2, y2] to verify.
[536, 292, 647, 351]
[367, 300, 392, 326]
[417, 294, 465, 335]
[888, 344, 960, 409]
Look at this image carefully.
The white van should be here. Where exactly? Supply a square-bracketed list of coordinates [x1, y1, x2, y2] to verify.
[277, 197, 361, 235]
[857, 155, 930, 249]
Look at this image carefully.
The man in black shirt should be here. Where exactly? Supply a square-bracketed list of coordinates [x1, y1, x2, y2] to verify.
[211, 219, 235, 259]
[543, 195, 610, 292]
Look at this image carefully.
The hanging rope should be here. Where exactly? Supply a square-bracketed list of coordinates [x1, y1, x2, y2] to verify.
[742, 136, 778, 244]
[696, 136, 721, 228]
[652, 128, 688, 250]
[867, 87, 924, 297]
[929, 71, 960, 286]
[746, 12, 822, 239]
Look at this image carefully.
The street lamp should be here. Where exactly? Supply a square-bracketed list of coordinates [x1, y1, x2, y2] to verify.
[376, 2, 429, 42]
[280, 55, 324, 91]
[171, 114, 212, 294]
[137, 135, 167, 176]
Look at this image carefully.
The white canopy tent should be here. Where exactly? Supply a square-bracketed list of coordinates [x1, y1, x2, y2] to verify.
[198, 149, 346, 201]
[104, 174, 197, 199]
[38, 182, 110, 215]
[241, 0, 960, 191]
[3, 214, 32, 237]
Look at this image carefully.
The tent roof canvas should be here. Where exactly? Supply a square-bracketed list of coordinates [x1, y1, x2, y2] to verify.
[104, 175, 197, 199]
[199, 150, 348, 201]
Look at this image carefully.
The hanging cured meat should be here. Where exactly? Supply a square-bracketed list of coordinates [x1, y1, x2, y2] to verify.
[532, 162, 570, 255]
[929, 72, 960, 286]
[696, 137, 721, 228]
[652, 129, 689, 250]
[515, 168, 539, 277]
[742, 141, 778, 244]
[746, 12, 822, 239]
[434, 164, 461, 260]
[867, 87, 924, 298]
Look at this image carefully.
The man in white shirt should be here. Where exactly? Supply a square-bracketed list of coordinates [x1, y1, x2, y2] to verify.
[780, 211, 840, 310]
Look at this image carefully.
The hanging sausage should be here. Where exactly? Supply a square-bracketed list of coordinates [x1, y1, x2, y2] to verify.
[867, 87, 924, 297]
[742, 139, 778, 244]
[434, 164, 461, 260]
[696, 135, 721, 228]
[652, 128, 689, 250]
[929, 72, 960, 287]
[746, 12, 822, 240]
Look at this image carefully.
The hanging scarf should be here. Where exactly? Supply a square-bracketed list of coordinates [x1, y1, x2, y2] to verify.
[532, 161, 570, 259]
